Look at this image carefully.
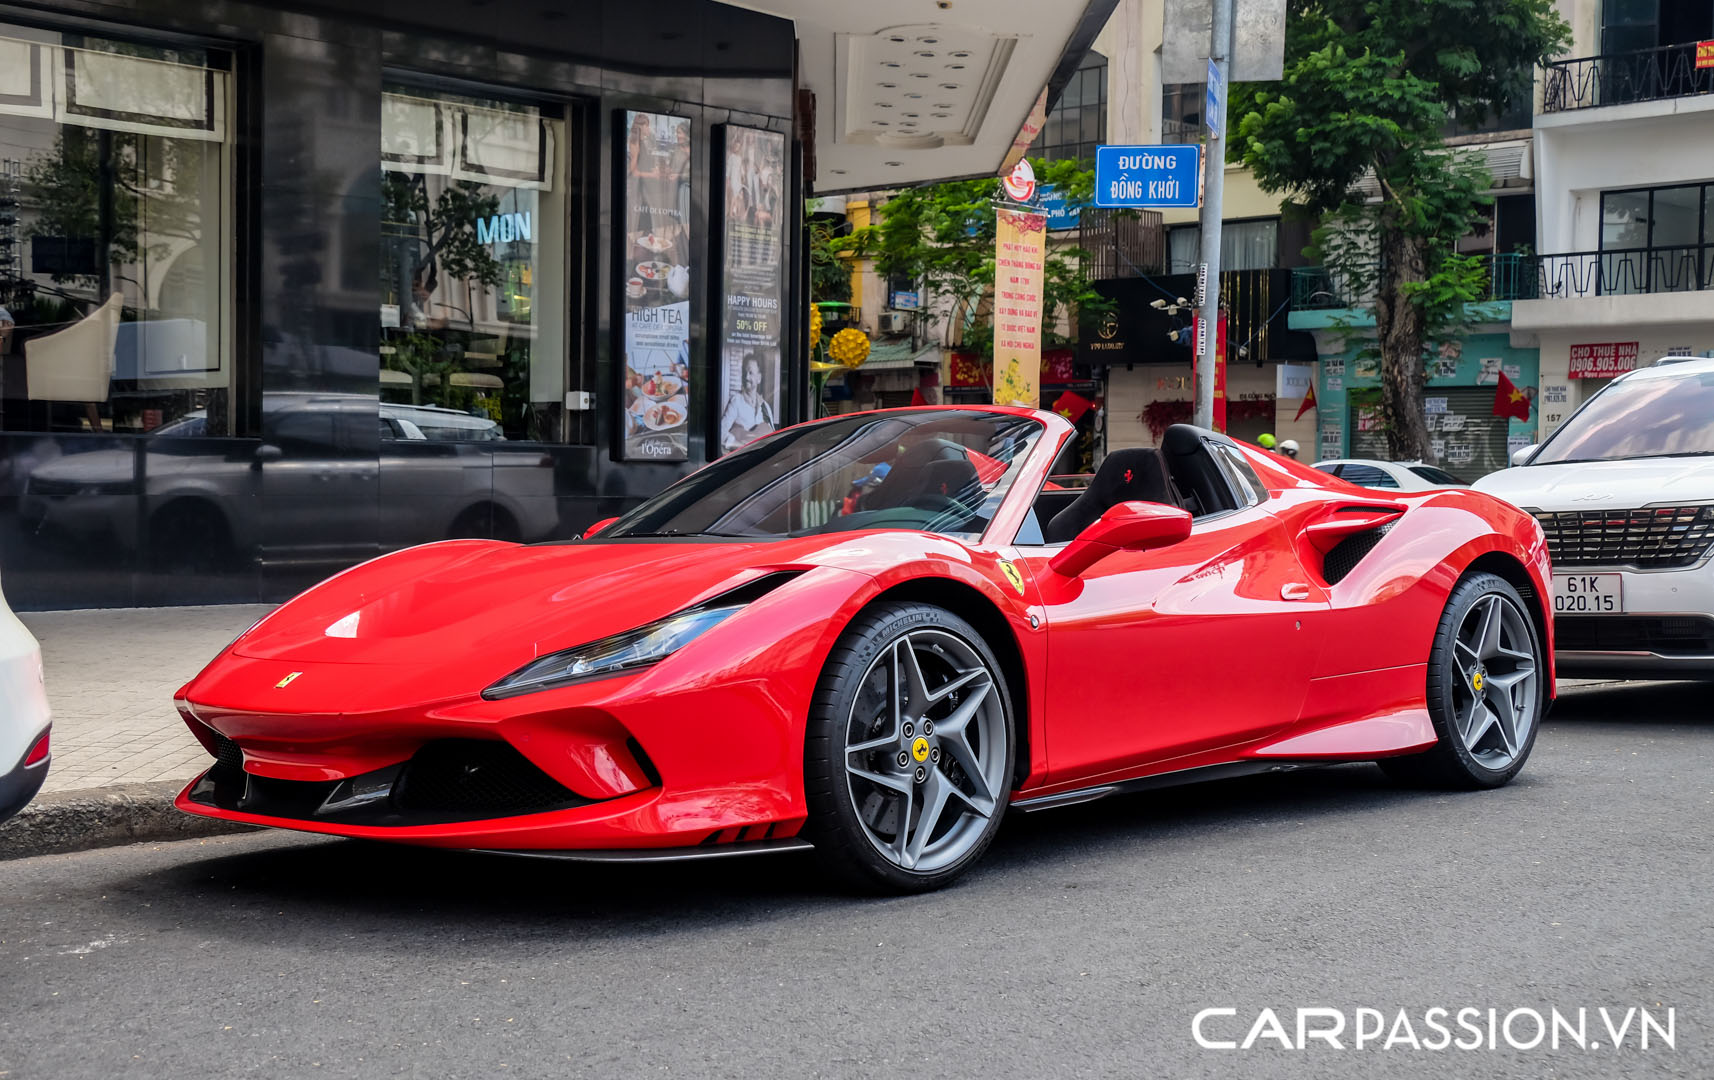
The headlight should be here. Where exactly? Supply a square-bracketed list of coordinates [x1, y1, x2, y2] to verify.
[482, 604, 741, 700]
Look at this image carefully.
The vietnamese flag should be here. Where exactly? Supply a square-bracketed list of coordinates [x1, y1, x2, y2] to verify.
[1052, 389, 1092, 425]
[1294, 383, 1317, 422]
[1493, 372, 1530, 421]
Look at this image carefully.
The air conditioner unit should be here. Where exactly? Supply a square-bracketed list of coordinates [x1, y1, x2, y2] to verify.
[880, 311, 911, 333]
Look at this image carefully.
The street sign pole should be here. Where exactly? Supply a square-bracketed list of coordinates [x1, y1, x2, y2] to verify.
[1194, 0, 1235, 430]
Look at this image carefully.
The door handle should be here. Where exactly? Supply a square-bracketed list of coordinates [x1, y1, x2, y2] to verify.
[1280, 582, 1312, 601]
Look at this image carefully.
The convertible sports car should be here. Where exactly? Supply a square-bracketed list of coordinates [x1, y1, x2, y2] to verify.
[174, 407, 1553, 892]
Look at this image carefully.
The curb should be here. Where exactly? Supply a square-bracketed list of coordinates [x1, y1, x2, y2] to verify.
[0, 779, 257, 860]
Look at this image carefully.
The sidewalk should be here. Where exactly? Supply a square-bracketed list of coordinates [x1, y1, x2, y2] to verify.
[0, 604, 273, 858]
[24, 604, 276, 794]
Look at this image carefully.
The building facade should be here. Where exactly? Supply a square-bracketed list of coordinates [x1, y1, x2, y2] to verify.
[1517, 0, 1714, 440]
[0, 0, 1117, 609]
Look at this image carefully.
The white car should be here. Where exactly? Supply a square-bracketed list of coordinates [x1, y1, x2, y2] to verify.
[0, 565, 51, 822]
[1475, 357, 1714, 679]
[1313, 459, 1469, 490]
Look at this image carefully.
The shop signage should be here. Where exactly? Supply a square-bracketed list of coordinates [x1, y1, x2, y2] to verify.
[476, 211, 532, 245]
[1568, 341, 1639, 379]
[891, 290, 921, 311]
[714, 125, 786, 456]
[619, 110, 693, 461]
[949, 353, 989, 388]
[992, 207, 1047, 406]
[1094, 145, 1201, 208]
[1275, 363, 1311, 399]
[1041, 350, 1078, 384]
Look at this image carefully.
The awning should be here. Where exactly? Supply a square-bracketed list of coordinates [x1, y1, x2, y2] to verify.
[750, 0, 1118, 191]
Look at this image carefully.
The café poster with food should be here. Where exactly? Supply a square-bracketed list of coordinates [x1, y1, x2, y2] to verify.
[716, 125, 786, 456]
[620, 110, 693, 460]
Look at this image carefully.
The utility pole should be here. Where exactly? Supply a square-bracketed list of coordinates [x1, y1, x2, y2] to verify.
[1194, 0, 1235, 429]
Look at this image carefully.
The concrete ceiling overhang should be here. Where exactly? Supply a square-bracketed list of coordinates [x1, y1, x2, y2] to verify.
[741, 0, 1118, 191]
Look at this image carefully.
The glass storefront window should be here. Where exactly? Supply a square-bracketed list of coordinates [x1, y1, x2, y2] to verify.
[0, 25, 234, 434]
[379, 84, 568, 442]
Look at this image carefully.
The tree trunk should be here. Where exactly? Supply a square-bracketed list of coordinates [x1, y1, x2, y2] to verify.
[1373, 228, 1433, 462]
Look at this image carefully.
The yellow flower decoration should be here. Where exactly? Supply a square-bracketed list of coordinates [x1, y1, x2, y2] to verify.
[829, 327, 870, 369]
[808, 305, 824, 348]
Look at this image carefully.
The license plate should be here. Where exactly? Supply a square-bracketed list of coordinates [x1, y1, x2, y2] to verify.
[1553, 573, 1623, 615]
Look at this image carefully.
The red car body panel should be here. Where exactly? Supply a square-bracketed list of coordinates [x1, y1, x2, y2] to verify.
[173, 407, 1553, 852]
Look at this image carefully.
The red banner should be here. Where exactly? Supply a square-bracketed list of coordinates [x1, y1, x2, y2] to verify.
[1568, 341, 1639, 379]
[1191, 314, 1229, 431]
[948, 352, 989, 388]
[1699, 40, 1714, 69]
[1041, 349, 1078, 384]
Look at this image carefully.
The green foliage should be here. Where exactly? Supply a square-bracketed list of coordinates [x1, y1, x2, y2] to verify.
[1236, 0, 1568, 456]
[807, 217, 852, 304]
[833, 159, 1105, 359]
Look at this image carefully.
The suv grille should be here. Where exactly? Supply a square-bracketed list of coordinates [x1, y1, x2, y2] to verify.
[1534, 506, 1714, 569]
[1556, 616, 1714, 656]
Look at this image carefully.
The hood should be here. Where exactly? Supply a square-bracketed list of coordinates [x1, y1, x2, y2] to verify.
[1473, 457, 1714, 512]
[230, 536, 863, 674]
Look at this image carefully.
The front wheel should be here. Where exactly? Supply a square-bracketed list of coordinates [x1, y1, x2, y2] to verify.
[1381, 571, 1545, 789]
[803, 602, 1014, 893]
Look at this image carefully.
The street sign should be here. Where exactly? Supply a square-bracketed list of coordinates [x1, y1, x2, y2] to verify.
[1039, 185, 1082, 230]
[1206, 58, 1225, 137]
[1093, 145, 1202, 209]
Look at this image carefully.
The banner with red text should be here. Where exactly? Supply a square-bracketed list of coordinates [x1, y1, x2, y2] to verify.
[992, 207, 1047, 407]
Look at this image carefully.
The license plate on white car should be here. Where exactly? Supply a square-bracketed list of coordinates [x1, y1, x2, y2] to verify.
[1553, 573, 1623, 614]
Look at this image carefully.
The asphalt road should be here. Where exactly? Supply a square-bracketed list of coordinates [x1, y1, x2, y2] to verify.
[3, 680, 1711, 1080]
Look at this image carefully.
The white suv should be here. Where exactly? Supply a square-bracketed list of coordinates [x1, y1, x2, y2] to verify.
[0, 565, 51, 822]
[1474, 357, 1714, 679]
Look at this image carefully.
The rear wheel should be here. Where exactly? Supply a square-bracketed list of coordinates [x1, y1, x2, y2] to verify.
[1381, 572, 1543, 789]
[803, 602, 1013, 893]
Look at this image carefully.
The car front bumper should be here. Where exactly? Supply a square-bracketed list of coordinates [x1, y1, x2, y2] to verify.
[1551, 559, 1714, 679]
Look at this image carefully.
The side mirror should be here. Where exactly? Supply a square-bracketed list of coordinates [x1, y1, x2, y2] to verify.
[254, 444, 284, 465]
[582, 515, 620, 539]
[1510, 444, 1539, 467]
[1049, 500, 1192, 577]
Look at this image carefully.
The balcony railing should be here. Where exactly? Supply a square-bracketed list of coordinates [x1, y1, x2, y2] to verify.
[1543, 44, 1714, 112]
[1532, 246, 1714, 298]
[1290, 253, 1536, 311]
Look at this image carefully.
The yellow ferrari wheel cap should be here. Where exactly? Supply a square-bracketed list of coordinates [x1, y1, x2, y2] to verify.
[912, 736, 931, 763]
[1471, 671, 1485, 693]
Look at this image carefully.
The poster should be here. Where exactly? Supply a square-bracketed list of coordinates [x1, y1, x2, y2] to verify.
[715, 126, 786, 455]
[992, 207, 1047, 407]
[620, 111, 693, 460]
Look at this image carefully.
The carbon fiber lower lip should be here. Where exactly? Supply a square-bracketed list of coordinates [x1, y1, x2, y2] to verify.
[473, 838, 814, 863]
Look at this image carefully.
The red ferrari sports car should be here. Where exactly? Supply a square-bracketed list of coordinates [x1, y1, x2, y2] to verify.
[175, 407, 1552, 892]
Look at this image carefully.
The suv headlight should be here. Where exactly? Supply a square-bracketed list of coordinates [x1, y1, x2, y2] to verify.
[482, 605, 741, 700]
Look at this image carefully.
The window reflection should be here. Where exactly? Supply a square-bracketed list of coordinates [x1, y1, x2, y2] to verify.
[0, 25, 233, 434]
[379, 85, 568, 442]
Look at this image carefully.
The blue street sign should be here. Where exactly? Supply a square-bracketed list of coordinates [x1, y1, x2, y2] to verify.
[1093, 145, 1202, 209]
[1206, 58, 1225, 137]
[1039, 184, 1082, 230]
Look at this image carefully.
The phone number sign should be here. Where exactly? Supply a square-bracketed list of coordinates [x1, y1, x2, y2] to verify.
[1568, 341, 1639, 379]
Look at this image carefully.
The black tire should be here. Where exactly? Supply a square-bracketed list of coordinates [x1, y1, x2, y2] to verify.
[803, 601, 1015, 894]
[1380, 571, 1545, 790]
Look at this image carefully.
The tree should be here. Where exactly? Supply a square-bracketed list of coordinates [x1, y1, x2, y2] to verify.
[833, 159, 1104, 361]
[1237, 0, 1567, 460]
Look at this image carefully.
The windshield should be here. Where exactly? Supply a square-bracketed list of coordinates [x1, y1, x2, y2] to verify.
[1532, 371, 1714, 465]
[604, 410, 1045, 540]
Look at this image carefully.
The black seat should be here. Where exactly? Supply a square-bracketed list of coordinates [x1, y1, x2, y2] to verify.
[869, 455, 981, 511]
[1044, 448, 1177, 543]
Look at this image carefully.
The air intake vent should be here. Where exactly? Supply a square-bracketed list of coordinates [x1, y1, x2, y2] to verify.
[393, 739, 588, 817]
[1322, 523, 1394, 584]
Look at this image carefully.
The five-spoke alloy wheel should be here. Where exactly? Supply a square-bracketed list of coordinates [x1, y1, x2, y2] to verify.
[1382, 571, 1545, 789]
[805, 602, 1014, 892]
